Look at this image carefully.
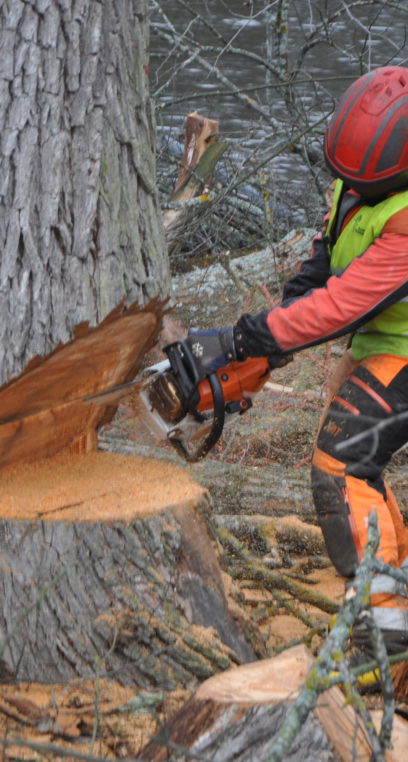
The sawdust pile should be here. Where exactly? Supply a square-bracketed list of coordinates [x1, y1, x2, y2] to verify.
[0, 678, 190, 759]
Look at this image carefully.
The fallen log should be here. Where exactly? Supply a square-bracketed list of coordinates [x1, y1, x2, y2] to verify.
[168, 228, 317, 325]
[138, 644, 408, 762]
[98, 437, 316, 522]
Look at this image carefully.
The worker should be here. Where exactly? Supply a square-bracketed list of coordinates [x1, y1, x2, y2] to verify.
[184, 66, 408, 660]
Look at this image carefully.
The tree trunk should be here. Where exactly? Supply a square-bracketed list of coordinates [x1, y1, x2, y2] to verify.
[0, 0, 169, 384]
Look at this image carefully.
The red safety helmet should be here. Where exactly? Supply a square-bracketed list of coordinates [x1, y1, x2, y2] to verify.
[324, 66, 408, 198]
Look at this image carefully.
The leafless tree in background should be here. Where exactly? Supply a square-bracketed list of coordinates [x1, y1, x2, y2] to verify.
[150, 0, 407, 266]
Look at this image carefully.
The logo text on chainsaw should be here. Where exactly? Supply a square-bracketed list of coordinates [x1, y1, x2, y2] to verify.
[192, 342, 204, 357]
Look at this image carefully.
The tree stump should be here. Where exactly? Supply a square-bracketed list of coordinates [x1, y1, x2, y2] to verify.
[0, 451, 262, 685]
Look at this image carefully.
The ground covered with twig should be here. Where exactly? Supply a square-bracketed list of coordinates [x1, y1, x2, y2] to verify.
[3, 237, 408, 758]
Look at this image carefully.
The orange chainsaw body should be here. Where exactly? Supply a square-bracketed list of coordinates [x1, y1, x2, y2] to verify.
[196, 356, 271, 413]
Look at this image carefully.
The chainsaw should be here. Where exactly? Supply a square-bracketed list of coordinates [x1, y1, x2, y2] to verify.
[138, 340, 271, 462]
[0, 339, 271, 462]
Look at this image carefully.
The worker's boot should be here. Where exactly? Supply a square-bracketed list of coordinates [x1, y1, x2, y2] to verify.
[346, 569, 408, 691]
[348, 620, 408, 692]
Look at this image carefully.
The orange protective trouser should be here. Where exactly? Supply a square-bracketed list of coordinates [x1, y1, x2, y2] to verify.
[312, 354, 408, 635]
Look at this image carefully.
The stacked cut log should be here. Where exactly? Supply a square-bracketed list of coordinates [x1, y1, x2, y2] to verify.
[0, 300, 263, 686]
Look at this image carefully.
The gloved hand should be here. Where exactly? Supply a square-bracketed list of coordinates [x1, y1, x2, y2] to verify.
[184, 327, 244, 380]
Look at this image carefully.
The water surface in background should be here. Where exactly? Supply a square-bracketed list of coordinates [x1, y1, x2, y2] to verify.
[150, 1, 408, 228]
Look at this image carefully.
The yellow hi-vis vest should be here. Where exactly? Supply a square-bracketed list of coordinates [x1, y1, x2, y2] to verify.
[326, 179, 408, 360]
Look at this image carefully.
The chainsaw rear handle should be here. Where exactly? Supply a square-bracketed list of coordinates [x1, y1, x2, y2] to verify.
[162, 340, 226, 461]
[170, 371, 226, 463]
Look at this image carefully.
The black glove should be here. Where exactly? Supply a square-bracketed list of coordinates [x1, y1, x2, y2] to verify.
[185, 327, 245, 380]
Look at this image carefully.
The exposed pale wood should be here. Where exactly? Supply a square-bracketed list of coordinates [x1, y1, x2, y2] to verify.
[265, 381, 295, 394]
[0, 451, 204, 521]
[314, 686, 375, 762]
[175, 111, 220, 191]
[372, 711, 408, 762]
[196, 644, 313, 703]
[139, 646, 335, 761]
[162, 112, 227, 244]
[139, 645, 408, 762]
[314, 686, 408, 762]
[0, 301, 165, 468]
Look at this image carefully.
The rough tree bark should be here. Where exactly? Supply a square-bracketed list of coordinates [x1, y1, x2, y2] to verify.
[0, 0, 169, 384]
[0, 0, 265, 711]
